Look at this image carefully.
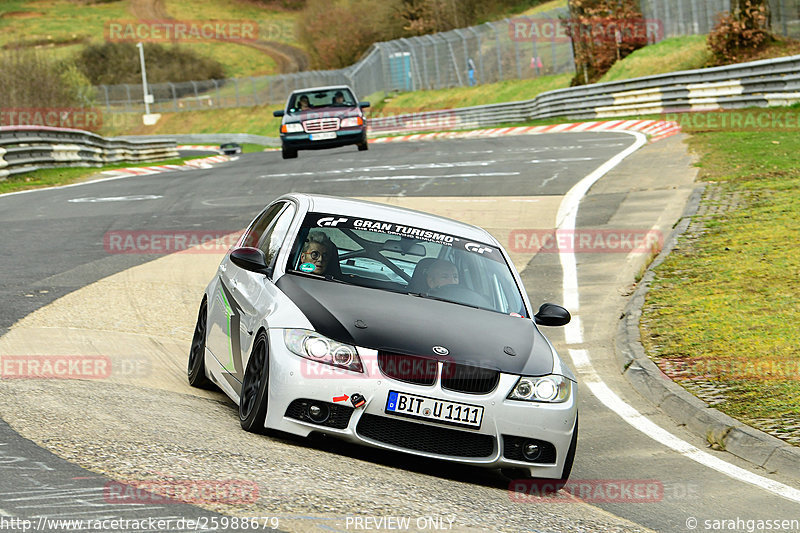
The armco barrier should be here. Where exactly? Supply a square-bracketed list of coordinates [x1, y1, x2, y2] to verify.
[117, 133, 279, 147]
[368, 54, 800, 134]
[0, 126, 178, 180]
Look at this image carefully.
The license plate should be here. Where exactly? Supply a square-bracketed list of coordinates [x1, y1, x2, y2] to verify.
[385, 391, 483, 429]
[310, 132, 337, 141]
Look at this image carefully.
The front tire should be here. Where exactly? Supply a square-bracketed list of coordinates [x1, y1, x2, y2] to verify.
[239, 330, 270, 433]
[357, 140, 369, 151]
[282, 146, 298, 159]
[188, 298, 214, 389]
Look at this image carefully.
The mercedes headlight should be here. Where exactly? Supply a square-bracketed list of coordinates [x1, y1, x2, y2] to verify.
[340, 117, 363, 127]
[283, 329, 363, 372]
[508, 375, 571, 403]
[282, 123, 304, 133]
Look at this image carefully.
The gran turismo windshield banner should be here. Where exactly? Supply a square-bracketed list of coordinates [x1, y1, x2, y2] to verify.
[305, 213, 505, 262]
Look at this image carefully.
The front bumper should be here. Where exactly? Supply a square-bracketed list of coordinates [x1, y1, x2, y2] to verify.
[264, 332, 577, 478]
[280, 128, 366, 151]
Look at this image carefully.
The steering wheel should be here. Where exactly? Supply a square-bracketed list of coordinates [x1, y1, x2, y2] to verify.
[428, 284, 491, 309]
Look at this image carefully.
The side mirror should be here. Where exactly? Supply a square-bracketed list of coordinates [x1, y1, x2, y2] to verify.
[273, 110, 285, 117]
[359, 101, 370, 109]
[230, 247, 271, 276]
[534, 303, 571, 327]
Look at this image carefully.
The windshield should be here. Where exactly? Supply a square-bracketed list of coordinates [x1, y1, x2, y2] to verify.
[285, 212, 529, 317]
[288, 89, 356, 113]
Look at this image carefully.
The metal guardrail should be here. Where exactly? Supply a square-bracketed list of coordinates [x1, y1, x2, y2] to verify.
[367, 54, 800, 134]
[106, 55, 800, 147]
[0, 126, 179, 180]
[117, 133, 280, 147]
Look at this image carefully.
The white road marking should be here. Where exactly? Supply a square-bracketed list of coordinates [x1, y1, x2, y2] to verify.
[67, 195, 163, 203]
[262, 160, 499, 179]
[315, 172, 520, 182]
[558, 131, 800, 504]
[540, 170, 561, 188]
[530, 157, 600, 163]
[0, 508, 11, 516]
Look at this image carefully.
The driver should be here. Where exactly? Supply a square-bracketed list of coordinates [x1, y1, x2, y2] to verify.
[298, 95, 311, 110]
[426, 259, 459, 290]
[300, 231, 335, 275]
[332, 91, 345, 105]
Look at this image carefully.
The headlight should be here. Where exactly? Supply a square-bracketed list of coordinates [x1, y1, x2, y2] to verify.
[281, 123, 304, 133]
[284, 329, 363, 372]
[340, 116, 363, 127]
[508, 375, 571, 403]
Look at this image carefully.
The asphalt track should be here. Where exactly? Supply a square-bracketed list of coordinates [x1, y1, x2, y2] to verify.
[0, 134, 799, 532]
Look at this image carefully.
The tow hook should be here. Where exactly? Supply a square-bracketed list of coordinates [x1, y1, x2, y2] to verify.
[350, 393, 366, 408]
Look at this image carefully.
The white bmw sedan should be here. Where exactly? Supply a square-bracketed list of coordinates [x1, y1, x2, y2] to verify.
[188, 193, 577, 482]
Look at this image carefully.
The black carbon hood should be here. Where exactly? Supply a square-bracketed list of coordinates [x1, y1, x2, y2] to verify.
[276, 274, 554, 376]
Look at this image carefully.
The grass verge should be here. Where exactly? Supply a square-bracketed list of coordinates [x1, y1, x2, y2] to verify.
[599, 35, 711, 83]
[640, 108, 800, 444]
[0, 156, 207, 195]
[0, 0, 292, 78]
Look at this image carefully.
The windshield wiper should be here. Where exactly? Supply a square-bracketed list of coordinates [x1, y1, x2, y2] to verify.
[287, 270, 347, 284]
[405, 291, 483, 310]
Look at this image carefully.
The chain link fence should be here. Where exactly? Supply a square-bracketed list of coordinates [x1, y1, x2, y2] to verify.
[640, 0, 800, 38]
[96, 1, 800, 115]
[97, 5, 576, 114]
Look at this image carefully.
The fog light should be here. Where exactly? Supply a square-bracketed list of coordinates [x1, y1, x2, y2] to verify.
[307, 403, 330, 423]
[522, 441, 542, 461]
